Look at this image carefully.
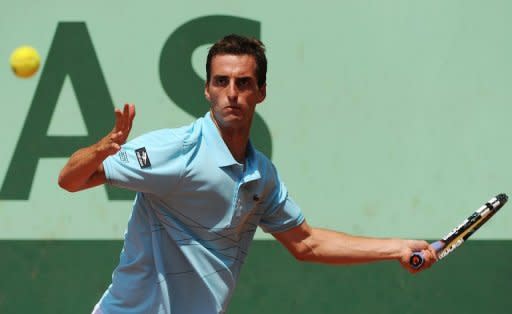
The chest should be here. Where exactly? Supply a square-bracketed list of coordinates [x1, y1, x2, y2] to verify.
[162, 159, 266, 230]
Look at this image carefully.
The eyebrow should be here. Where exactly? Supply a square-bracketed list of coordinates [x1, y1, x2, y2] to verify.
[212, 75, 254, 80]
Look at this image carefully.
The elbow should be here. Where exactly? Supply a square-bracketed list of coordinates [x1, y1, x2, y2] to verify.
[290, 244, 315, 262]
[58, 174, 79, 192]
[293, 252, 309, 262]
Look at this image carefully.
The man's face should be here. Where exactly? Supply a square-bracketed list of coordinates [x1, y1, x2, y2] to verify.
[205, 54, 266, 131]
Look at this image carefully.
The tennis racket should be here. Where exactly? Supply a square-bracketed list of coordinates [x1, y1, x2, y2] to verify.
[410, 193, 508, 269]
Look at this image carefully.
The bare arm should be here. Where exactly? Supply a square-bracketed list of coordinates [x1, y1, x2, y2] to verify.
[273, 220, 437, 273]
[58, 104, 135, 192]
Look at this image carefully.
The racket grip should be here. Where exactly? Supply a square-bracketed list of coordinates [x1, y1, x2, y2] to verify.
[409, 241, 444, 269]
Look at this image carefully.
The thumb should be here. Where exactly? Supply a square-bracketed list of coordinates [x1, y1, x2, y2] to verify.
[408, 240, 430, 251]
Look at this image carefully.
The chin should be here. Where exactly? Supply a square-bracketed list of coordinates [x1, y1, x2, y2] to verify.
[221, 111, 244, 121]
[220, 116, 247, 128]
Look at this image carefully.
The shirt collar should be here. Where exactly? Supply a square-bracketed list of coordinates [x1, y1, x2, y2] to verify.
[202, 112, 261, 182]
[243, 141, 261, 183]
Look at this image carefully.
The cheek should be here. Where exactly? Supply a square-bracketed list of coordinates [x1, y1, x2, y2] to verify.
[207, 91, 220, 105]
[210, 89, 225, 101]
[211, 95, 224, 107]
[241, 93, 260, 106]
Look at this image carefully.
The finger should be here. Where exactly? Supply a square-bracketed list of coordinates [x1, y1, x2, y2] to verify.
[127, 103, 136, 133]
[111, 130, 123, 142]
[105, 144, 121, 156]
[121, 104, 131, 139]
[422, 249, 437, 269]
[129, 103, 136, 120]
[100, 139, 122, 156]
[400, 254, 420, 274]
[428, 246, 439, 262]
[118, 132, 127, 145]
[119, 106, 127, 132]
[111, 142, 121, 152]
[120, 104, 129, 132]
[416, 246, 437, 269]
[114, 108, 123, 132]
[406, 262, 419, 274]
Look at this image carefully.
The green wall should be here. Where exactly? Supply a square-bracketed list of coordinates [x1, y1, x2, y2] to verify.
[2, 0, 512, 239]
[1, 240, 511, 314]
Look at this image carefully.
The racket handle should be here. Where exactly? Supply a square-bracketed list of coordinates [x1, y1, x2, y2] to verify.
[409, 240, 444, 269]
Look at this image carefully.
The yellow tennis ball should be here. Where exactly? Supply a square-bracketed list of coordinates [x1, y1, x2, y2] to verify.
[10, 46, 41, 78]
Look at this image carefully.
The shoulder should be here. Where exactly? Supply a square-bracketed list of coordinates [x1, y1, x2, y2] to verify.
[252, 148, 280, 182]
[127, 117, 204, 149]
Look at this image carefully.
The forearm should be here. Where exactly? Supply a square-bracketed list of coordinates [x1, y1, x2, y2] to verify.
[58, 142, 108, 192]
[275, 221, 435, 271]
[298, 228, 405, 264]
[57, 103, 134, 192]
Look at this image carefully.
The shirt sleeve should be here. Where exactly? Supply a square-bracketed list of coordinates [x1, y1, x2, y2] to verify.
[258, 166, 305, 234]
[102, 129, 185, 197]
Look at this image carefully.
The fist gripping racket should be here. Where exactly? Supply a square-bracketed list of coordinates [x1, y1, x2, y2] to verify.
[410, 193, 508, 269]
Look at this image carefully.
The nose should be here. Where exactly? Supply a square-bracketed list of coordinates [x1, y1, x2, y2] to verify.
[227, 81, 238, 103]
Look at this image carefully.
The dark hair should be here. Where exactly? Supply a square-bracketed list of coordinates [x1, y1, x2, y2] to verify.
[206, 34, 267, 87]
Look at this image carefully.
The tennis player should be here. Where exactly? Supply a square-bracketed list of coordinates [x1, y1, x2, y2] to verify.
[58, 34, 437, 314]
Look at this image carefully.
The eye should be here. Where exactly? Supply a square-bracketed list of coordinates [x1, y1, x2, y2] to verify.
[237, 78, 251, 88]
[214, 76, 228, 86]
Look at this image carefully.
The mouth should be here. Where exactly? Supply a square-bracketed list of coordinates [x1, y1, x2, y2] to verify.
[225, 105, 242, 112]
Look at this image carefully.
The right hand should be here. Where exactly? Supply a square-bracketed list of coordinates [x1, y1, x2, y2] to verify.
[398, 239, 438, 274]
[96, 103, 136, 157]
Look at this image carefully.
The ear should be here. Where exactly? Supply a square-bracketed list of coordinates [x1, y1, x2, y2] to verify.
[204, 82, 211, 102]
[257, 84, 266, 104]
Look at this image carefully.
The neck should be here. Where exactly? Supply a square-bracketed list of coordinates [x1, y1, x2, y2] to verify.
[221, 130, 249, 163]
[210, 112, 251, 163]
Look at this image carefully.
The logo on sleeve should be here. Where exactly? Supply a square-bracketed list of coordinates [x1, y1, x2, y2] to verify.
[118, 150, 129, 163]
[135, 147, 151, 168]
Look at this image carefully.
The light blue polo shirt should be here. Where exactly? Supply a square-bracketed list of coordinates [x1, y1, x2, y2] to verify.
[97, 112, 304, 314]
